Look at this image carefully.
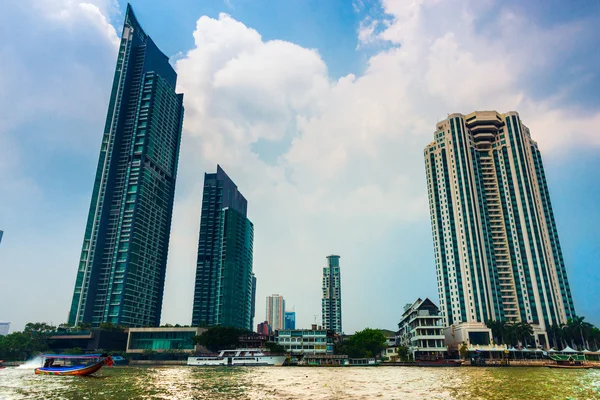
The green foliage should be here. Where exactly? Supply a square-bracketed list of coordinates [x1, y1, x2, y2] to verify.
[192, 326, 250, 352]
[264, 341, 285, 354]
[24, 322, 56, 334]
[396, 345, 410, 362]
[485, 320, 504, 344]
[99, 322, 126, 332]
[341, 328, 387, 358]
[0, 322, 57, 361]
[459, 342, 469, 359]
[64, 347, 84, 355]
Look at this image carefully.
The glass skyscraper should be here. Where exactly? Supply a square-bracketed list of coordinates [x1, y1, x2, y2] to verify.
[68, 5, 184, 327]
[322, 255, 342, 334]
[284, 311, 296, 330]
[424, 111, 575, 342]
[192, 166, 254, 330]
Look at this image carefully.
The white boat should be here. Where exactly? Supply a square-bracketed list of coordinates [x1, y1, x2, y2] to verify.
[187, 349, 287, 366]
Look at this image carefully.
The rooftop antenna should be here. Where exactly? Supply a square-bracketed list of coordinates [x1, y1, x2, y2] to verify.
[313, 315, 317, 324]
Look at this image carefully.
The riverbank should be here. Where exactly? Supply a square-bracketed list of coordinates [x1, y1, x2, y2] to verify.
[129, 360, 187, 366]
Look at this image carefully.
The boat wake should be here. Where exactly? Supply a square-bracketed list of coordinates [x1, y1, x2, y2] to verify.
[17, 356, 42, 369]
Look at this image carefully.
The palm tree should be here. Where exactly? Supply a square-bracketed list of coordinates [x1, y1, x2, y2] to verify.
[566, 316, 587, 350]
[516, 322, 533, 347]
[548, 324, 564, 349]
[485, 320, 504, 344]
[502, 322, 518, 347]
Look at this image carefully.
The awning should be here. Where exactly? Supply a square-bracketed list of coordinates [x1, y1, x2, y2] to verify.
[561, 346, 577, 353]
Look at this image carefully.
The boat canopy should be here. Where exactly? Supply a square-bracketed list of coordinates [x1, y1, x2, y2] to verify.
[560, 346, 577, 353]
[40, 354, 105, 359]
[549, 354, 585, 362]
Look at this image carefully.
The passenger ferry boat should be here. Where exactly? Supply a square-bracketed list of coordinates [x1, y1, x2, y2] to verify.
[187, 349, 286, 366]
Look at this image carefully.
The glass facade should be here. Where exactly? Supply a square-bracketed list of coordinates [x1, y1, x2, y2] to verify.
[424, 111, 575, 335]
[68, 5, 184, 327]
[128, 330, 196, 351]
[192, 166, 254, 330]
[322, 255, 342, 334]
[285, 312, 296, 330]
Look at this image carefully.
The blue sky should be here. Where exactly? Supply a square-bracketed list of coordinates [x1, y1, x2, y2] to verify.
[1, 0, 600, 333]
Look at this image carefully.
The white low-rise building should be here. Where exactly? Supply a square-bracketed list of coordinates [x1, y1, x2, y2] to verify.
[397, 298, 447, 359]
[276, 325, 335, 355]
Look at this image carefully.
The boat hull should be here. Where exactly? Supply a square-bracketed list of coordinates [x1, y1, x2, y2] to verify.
[547, 365, 593, 369]
[188, 355, 287, 367]
[35, 361, 106, 376]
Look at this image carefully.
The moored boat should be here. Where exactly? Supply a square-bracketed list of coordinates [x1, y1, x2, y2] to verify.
[111, 355, 129, 366]
[35, 354, 114, 376]
[0, 360, 5, 370]
[547, 354, 591, 369]
[187, 349, 286, 366]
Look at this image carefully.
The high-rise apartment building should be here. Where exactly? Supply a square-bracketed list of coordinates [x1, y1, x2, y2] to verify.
[284, 311, 296, 330]
[192, 166, 254, 330]
[322, 255, 342, 334]
[0, 322, 10, 336]
[250, 275, 257, 331]
[266, 294, 285, 331]
[68, 5, 184, 327]
[424, 111, 575, 345]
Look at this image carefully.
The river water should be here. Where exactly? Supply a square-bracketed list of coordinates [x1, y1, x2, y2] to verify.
[1, 365, 599, 399]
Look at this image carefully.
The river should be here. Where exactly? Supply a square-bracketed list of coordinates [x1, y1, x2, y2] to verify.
[1, 365, 599, 399]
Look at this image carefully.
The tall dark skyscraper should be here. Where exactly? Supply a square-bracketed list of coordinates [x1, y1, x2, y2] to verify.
[192, 166, 254, 330]
[68, 5, 184, 327]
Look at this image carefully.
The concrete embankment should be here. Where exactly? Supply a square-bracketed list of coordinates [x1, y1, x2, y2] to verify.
[129, 360, 187, 366]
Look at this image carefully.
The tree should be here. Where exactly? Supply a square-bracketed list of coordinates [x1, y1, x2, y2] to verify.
[502, 322, 518, 347]
[264, 341, 285, 354]
[192, 326, 250, 352]
[458, 342, 469, 360]
[396, 345, 410, 362]
[64, 348, 83, 355]
[485, 320, 504, 345]
[99, 322, 126, 332]
[343, 328, 387, 358]
[515, 322, 533, 347]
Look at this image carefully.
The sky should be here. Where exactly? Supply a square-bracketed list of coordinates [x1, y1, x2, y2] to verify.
[1, 0, 600, 334]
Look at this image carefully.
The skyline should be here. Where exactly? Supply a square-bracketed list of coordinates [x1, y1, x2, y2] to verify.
[1, 0, 600, 333]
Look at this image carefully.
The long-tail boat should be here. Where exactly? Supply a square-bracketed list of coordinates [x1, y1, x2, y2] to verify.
[35, 354, 114, 376]
[547, 354, 592, 369]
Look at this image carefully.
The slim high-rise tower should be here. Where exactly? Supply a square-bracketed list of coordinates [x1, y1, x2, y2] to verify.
[68, 5, 184, 327]
[266, 294, 285, 331]
[192, 166, 254, 330]
[424, 111, 575, 343]
[322, 255, 342, 334]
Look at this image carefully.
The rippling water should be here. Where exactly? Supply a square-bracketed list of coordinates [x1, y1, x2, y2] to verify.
[1, 365, 599, 399]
